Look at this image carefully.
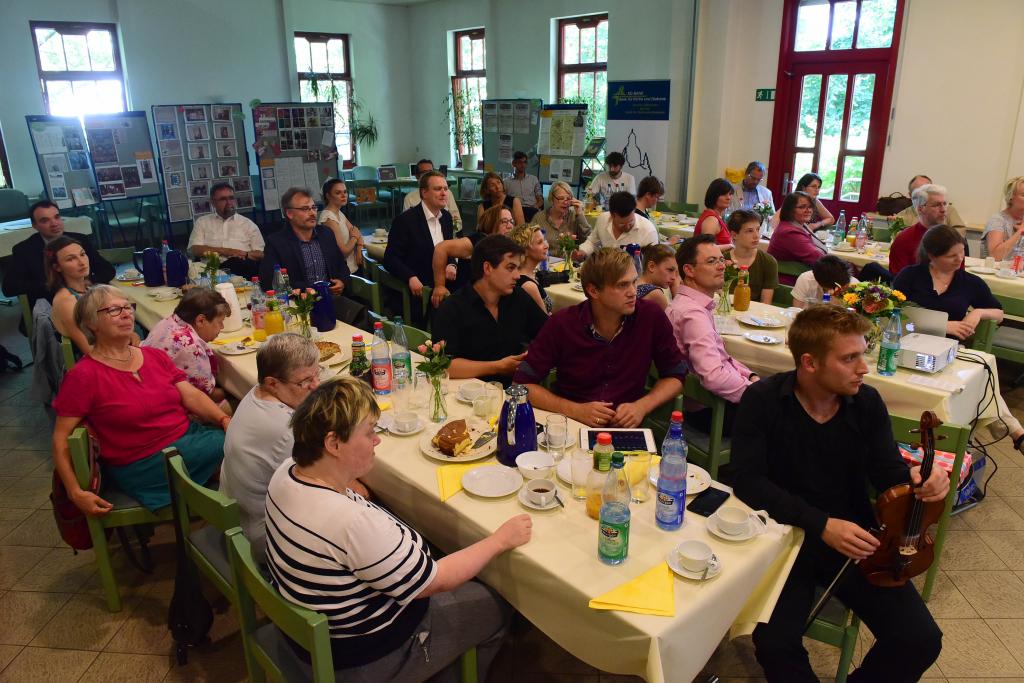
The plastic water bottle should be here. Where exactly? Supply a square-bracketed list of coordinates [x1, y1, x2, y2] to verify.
[160, 239, 170, 282]
[831, 210, 847, 249]
[1013, 241, 1024, 274]
[877, 310, 902, 377]
[598, 452, 631, 565]
[822, 292, 832, 305]
[370, 321, 392, 395]
[250, 278, 267, 341]
[855, 219, 869, 253]
[391, 317, 412, 384]
[271, 264, 283, 293]
[655, 411, 688, 531]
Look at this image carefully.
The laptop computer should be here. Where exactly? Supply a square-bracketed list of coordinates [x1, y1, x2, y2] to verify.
[901, 306, 949, 337]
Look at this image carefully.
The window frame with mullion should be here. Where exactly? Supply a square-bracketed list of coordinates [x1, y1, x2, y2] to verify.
[29, 20, 127, 115]
[555, 14, 608, 101]
[452, 28, 486, 161]
[294, 31, 356, 165]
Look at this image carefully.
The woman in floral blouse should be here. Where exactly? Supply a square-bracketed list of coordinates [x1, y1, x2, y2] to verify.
[142, 287, 229, 401]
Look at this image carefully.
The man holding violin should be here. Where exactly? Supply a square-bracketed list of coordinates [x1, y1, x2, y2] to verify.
[730, 305, 948, 682]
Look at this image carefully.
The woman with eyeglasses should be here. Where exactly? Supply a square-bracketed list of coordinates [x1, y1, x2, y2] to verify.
[429, 205, 516, 308]
[532, 181, 591, 243]
[767, 191, 829, 284]
[221, 333, 367, 557]
[52, 285, 230, 516]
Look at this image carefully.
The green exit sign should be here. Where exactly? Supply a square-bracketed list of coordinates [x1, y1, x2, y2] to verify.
[755, 88, 775, 102]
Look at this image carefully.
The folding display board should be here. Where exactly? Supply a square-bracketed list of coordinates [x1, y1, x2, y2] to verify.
[152, 103, 252, 223]
[25, 115, 100, 209]
[82, 111, 161, 201]
[250, 101, 338, 212]
[536, 104, 588, 190]
[481, 98, 543, 177]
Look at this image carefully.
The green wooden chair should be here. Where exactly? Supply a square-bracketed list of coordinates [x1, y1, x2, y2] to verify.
[166, 453, 241, 606]
[68, 427, 174, 612]
[18, 295, 33, 339]
[989, 294, 1024, 375]
[361, 250, 380, 283]
[348, 273, 382, 315]
[772, 284, 794, 307]
[889, 413, 970, 601]
[372, 313, 431, 349]
[680, 374, 731, 480]
[98, 246, 136, 265]
[60, 336, 75, 371]
[805, 594, 861, 683]
[777, 261, 812, 280]
[871, 226, 892, 243]
[227, 528, 479, 683]
[370, 260, 431, 327]
[970, 318, 996, 353]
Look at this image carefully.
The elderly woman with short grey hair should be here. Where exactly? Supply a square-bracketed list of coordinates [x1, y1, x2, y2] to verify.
[52, 285, 229, 515]
[220, 333, 367, 555]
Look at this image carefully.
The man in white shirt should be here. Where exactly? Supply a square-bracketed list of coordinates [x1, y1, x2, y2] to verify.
[791, 255, 858, 307]
[575, 191, 658, 259]
[402, 158, 462, 228]
[504, 151, 543, 211]
[730, 161, 776, 213]
[585, 151, 637, 203]
[188, 181, 264, 277]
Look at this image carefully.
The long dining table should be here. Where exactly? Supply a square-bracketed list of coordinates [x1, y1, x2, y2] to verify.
[546, 284, 1001, 428]
[116, 280, 802, 682]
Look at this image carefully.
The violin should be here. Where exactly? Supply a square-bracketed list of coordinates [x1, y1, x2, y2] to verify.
[859, 410, 947, 587]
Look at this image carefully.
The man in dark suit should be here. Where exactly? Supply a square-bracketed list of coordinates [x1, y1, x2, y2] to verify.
[260, 187, 367, 329]
[2, 199, 115, 315]
[384, 171, 456, 301]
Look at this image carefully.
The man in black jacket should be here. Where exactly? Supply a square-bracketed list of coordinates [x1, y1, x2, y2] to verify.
[3, 200, 115, 312]
[260, 187, 366, 329]
[730, 305, 947, 683]
[384, 170, 455, 298]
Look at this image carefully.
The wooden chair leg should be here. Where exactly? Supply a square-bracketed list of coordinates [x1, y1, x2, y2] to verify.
[459, 646, 478, 683]
[89, 517, 122, 612]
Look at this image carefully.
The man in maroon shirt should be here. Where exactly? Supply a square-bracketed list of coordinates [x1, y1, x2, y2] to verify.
[513, 248, 687, 427]
[888, 184, 950, 276]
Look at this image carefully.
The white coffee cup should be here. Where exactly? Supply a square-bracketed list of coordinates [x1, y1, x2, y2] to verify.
[716, 506, 750, 536]
[525, 478, 556, 506]
[675, 539, 713, 573]
[459, 379, 485, 401]
[393, 411, 418, 432]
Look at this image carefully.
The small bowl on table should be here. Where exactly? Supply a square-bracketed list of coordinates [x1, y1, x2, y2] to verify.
[516, 450, 555, 481]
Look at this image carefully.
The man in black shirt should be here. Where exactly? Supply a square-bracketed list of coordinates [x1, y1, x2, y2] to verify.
[432, 235, 548, 384]
[730, 305, 947, 683]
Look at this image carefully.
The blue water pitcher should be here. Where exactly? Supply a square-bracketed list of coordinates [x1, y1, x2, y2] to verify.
[497, 384, 537, 467]
[310, 280, 337, 332]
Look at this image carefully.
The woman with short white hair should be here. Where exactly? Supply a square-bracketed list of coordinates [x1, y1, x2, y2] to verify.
[982, 176, 1024, 260]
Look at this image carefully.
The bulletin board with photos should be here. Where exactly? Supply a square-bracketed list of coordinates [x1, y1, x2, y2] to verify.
[25, 115, 101, 209]
[152, 103, 252, 223]
[251, 101, 338, 212]
[82, 111, 161, 202]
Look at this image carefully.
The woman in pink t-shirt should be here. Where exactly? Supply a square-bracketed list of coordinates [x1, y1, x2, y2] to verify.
[52, 285, 230, 514]
[698, 178, 734, 246]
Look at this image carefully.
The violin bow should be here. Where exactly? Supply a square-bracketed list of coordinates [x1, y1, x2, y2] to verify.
[804, 557, 855, 631]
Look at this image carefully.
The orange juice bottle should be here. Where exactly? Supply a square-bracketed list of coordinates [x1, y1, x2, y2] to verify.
[264, 292, 285, 336]
[585, 433, 614, 520]
[733, 265, 751, 311]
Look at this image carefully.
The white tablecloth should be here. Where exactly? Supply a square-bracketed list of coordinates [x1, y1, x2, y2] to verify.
[115, 281, 802, 681]
[0, 216, 92, 258]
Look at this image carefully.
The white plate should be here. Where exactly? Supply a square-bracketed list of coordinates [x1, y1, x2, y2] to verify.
[419, 420, 497, 463]
[461, 466, 522, 498]
[517, 487, 560, 511]
[571, 282, 584, 292]
[370, 237, 388, 244]
[667, 551, 722, 581]
[969, 267, 996, 274]
[833, 244, 855, 252]
[388, 419, 425, 437]
[736, 314, 785, 328]
[706, 512, 761, 542]
[319, 348, 351, 367]
[116, 274, 144, 282]
[217, 342, 259, 356]
[648, 462, 712, 495]
[743, 332, 781, 345]
[555, 458, 578, 485]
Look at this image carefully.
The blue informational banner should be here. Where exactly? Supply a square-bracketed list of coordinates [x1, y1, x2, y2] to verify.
[607, 80, 671, 121]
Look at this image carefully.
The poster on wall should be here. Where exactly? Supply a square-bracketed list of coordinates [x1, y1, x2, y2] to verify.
[251, 101, 337, 212]
[82, 111, 161, 201]
[153, 103, 251, 222]
[25, 115, 101, 208]
[603, 79, 671, 184]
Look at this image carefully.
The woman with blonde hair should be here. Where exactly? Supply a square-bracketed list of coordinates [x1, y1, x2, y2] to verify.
[509, 223, 552, 314]
[982, 176, 1024, 260]
[635, 244, 679, 310]
[533, 181, 590, 242]
[476, 171, 525, 226]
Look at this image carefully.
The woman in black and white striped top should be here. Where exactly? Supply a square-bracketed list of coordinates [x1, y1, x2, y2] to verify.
[264, 377, 532, 681]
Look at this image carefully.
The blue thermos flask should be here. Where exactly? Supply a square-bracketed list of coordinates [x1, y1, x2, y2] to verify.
[497, 384, 537, 467]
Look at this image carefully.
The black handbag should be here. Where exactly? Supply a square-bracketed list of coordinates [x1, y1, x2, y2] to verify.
[875, 192, 912, 216]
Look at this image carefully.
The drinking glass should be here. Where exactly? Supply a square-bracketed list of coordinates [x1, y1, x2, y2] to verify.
[392, 376, 410, 412]
[625, 452, 652, 503]
[487, 381, 505, 423]
[472, 396, 491, 419]
[570, 449, 591, 501]
[409, 371, 429, 411]
[545, 414, 569, 463]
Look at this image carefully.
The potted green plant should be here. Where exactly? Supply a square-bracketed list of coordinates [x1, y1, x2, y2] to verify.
[305, 80, 378, 163]
[443, 89, 482, 171]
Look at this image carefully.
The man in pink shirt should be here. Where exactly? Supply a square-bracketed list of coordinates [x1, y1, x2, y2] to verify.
[666, 234, 758, 433]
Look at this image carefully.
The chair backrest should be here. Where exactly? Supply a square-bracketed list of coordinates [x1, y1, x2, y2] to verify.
[226, 528, 335, 682]
[889, 414, 970, 461]
[166, 453, 241, 535]
[60, 336, 75, 371]
[98, 247, 135, 265]
[772, 284, 794, 307]
[351, 165, 378, 182]
[995, 292, 1024, 318]
[18, 295, 33, 339]
[777, 261, 811, 278]
[380, 316, 430, 349]
[69, 427, 94, 490]
[0, 189, 30, 222]
[348, 273, 382, 314]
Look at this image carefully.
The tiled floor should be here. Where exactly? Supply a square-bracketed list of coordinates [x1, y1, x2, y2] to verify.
[4, 300, 1024, 683]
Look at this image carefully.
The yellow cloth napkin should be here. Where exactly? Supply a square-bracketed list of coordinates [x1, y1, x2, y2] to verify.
[437, 463, 489, 502]
[211, 335, 253, 346]
[588, 562, 675, 617]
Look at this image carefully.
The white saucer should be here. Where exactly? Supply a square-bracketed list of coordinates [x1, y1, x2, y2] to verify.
[388, 420, 425, 437]
[969, 267, 996, 274]
[648, 462, 712, 495]
[996, 271, 1018, 279]
[517, 487, 560, 511]
[706, 513, 758, 542]
[461, 466, 522, 498]
[217, 343, 258, 356]
[667, 551, 722, 580]
[743, 332, 781, 345]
